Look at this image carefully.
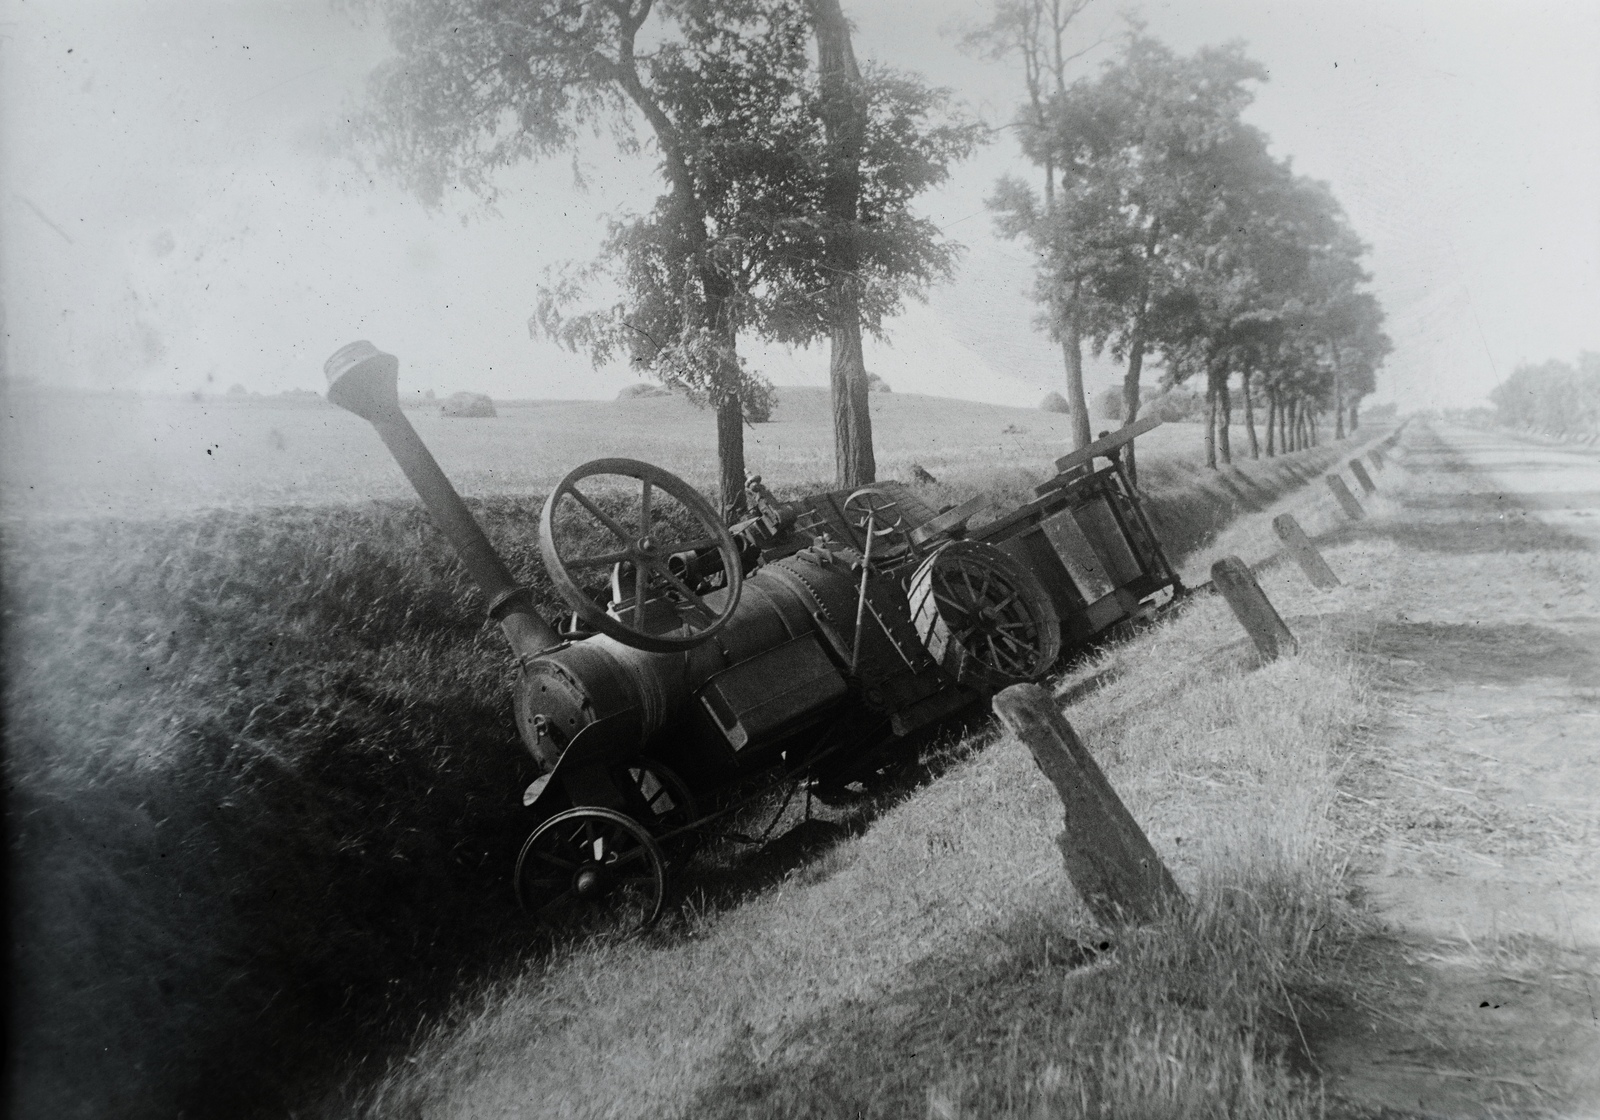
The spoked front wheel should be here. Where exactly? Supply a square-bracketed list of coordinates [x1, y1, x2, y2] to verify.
[624, 757, 700, 853]
[514, 807, 668, 930]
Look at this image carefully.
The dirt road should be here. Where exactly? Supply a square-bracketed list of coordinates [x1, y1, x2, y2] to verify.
[1315, 422, 1600, 1118]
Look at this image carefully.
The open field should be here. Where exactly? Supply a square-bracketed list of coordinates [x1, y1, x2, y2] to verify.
[2, 389, 1380, 1119]
[5, 384, 1241, 519]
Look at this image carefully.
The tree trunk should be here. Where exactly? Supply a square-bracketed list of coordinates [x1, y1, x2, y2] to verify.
[1119, 219, 1160, 485]
[1242, 370, 1259, 459]
[1349, 398, 1360, 431]
[1062, 279, 1091, 449]
[1330, 338, 1346, 440]
[701, 274, 749, 519]
[1265, 388, 1277, 457]
[830, 286, 875, 487]
[1215, 366, 1232, 465]
[809, 0, 874, 487]
[715, 392, 747, 519]
[1121, 332, 1146, 485]
[1205, 380, 1219, 469]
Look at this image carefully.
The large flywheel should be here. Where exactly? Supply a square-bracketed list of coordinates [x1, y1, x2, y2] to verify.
[908, 540, 1061, 690]
[539, 458, 743, 653]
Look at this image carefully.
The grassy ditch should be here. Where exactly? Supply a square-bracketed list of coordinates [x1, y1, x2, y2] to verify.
[343, 517, 1378, 1118]
[4, 430, 1376, 1120]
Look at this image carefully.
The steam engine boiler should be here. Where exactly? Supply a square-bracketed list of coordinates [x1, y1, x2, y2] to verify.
[324, 341, 1182, 926]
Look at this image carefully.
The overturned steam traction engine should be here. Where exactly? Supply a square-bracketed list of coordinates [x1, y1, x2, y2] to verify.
[325, 342, 1185, 927]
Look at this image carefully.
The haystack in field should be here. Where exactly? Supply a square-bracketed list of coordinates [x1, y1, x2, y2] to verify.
[618, 383, 674, 399]
[440, 392, 496, 418]
[1039, 391, 1071, 414]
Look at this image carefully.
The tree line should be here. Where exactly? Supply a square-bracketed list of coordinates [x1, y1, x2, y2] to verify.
[354, 0, 1388, 509]
[974, 13, 1390, 480]
[1490, 353, 1600, 441]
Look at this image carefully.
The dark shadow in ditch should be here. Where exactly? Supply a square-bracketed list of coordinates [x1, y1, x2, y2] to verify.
[229, 444, 1387, 1114]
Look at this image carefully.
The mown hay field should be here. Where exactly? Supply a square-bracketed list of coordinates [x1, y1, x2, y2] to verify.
[5, 385, 1215, 519]
[2, 380, 1380, 1119]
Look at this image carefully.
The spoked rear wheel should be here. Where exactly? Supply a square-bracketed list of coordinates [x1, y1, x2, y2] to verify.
[514, 807, 668, 930]
[909, 540, 1062, 690]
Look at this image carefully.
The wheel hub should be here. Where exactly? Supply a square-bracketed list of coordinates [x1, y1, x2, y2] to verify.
[574, 866, 605, 897]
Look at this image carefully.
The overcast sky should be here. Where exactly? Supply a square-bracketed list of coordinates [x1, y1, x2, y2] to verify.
[2, 0, 1596, 410]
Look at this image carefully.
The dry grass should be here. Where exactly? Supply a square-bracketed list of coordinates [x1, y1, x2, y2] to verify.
[340, 540, 1377, 1119]
[2, 388, 1384, 1119]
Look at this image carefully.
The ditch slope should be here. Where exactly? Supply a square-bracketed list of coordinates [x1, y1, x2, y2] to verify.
[3, 426, 1379, 1120]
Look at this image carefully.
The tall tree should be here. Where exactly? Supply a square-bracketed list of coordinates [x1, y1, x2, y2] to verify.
[807, 0, 875, 487]
[530, 6, 814, 473]
[531, 8, 979, 497]
[992, 32, 1269, 475]
[357, 0, 973, 508]
[357, 0, 780, 514]
[967, 0, 1097, 449]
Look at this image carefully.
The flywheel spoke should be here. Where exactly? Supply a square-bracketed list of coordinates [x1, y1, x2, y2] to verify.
[536, 888, 577, 916]
[646, 560, 717, 623]
[565, 486, 634, 545]
[532, 848, 577, 871]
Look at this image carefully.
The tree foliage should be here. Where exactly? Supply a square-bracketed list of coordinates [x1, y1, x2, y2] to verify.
[992, 30, 1388, 470]
[1491, 353, 1600, 440]
[357, 0, 977, 504]
[967, 0, 1098, 448]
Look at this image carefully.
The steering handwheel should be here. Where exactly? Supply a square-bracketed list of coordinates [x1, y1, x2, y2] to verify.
[539, 459, 743, 653]
[842, 486, 916, 553]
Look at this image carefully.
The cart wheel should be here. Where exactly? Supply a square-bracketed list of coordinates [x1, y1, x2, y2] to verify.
[625, 758, 699, 848]
[540, 458, 743, 653]
[908, 540, 1061, 690]
[514, 807, 668, 930]
[842, 486, 916, 551]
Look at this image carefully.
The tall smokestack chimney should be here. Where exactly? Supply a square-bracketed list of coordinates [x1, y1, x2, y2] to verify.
[324, 341, 562, 660]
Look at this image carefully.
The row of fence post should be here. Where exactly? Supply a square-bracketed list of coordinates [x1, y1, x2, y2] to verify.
[992, 422, 1409, 929]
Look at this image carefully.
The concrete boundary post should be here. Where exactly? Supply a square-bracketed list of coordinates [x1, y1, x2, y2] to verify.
[1271, 514, 1340, 590]
[1326, 475, 1366, 519]
[993, 685, 1185, 925]
[1211, 556, 1298, 661]
[1368, 448, 1385, 471]
[1348, 459, 1378, 494]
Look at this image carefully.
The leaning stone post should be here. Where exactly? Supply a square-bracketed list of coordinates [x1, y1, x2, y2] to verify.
[1271, 514, 1340, 590]
[1348, 459, 1378, 494]
[1326, 474, 1366, 520]
[993, 685, 1185, 925]
[1211, 556, 1299, 661]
